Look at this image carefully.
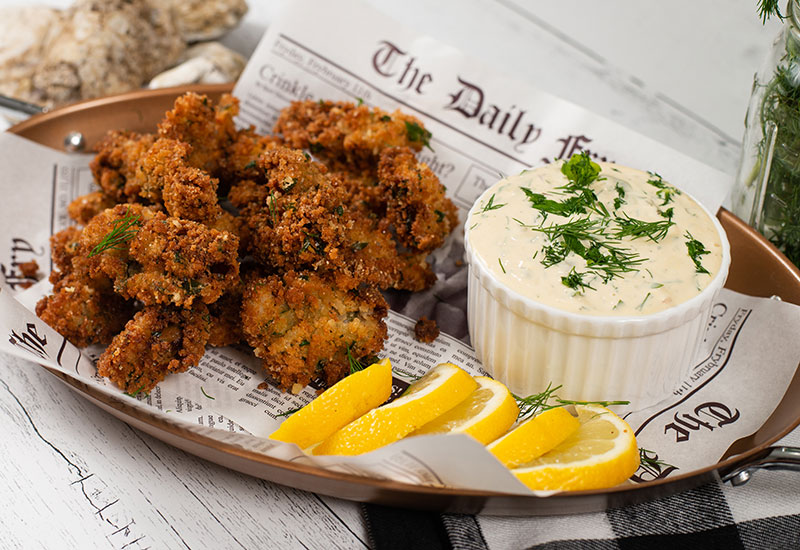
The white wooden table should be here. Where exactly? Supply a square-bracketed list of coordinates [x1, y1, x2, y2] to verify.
[0, 1, 791, 548]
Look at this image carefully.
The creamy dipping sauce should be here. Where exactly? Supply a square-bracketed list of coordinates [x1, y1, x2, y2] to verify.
[467, 157, 723, 316]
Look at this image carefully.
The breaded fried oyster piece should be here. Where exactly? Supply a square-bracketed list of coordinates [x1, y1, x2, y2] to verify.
[377, 146, 459, 252]
[230, 147, 402, 290]
[90, 130, 157, 202]
[274, 99, 431, 168]
[242, 271, 388, 392]
[37, 226, 134, 347]
[68, 191, 117, 226]
[158, 91, 238, 178]
[97, 303, 210, 394]
[81, 205, 239, 307]
[36, 274, 133, 348]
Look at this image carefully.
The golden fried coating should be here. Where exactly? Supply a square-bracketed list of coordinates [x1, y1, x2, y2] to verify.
[126, 137, 223, 225]
[230, 147, 402, 290]
[377, 146, 459, 252]
[97, 304, 210, 394]
[68, 191, 117, 226]
[90, 130, 156, 202]
[41, 92, 459, 395]
[158, 92, 237, 178]
[80, 204, 157, 283]
[207, 287, 244, 348]
[414, 316, 440, 343]
[223, 128, 282, 183]
[274, 100, 429, 168]
[36, 273, 133, 348]
[50, 226, 82, 277]
[81, 206, 239, 307]
[123, 213, 240, 307]
[241, 271, 388, 391]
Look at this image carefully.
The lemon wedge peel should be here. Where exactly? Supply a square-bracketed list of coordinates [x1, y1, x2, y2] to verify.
[409, 376, 519, 445]
[487, 405, 581, 469]
[312, 362, 478, 456]
[511, 404, 640, 492]
[269, 358, 393, 449]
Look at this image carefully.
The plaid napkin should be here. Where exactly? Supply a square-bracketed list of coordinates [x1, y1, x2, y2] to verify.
[363, 425, 800, 549]
[370, 245, 800, 550]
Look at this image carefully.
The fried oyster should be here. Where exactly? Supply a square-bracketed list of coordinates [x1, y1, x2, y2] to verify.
[241, 270, 388, 392]
[39, 92, 457, 395]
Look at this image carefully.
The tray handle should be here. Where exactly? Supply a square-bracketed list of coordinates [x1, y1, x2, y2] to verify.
[722, 446, 800, 486]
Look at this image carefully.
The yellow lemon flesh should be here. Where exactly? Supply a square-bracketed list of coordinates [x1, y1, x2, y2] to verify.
[269, 358, 392, 449]
[409, 376, 519, 444]
[511, 404, 640, 492]
[487, 406, 581, 469]
[312, 363, 478, 456]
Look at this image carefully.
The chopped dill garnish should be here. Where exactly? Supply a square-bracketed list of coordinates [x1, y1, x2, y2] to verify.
[685, 232, 710, 274]
[614, 182, 626, 210]
[612, 214, 674, 242]
[636, 292, 652, 311]
[405, 121, 433, 150]
[512, 382, 629, 421]
[480, 193, 506, 213]
[276, 406, 302, 417]
[498, 258, 506, 273]
[647, 173, 681, 206]
[268, 191, 278, 225]
[561, 266, 594, 293]
[639, 447, 676, 470]
[88, 208, 141, 257]
[200, 386, 215, 400]
[346, 343, 364, 374]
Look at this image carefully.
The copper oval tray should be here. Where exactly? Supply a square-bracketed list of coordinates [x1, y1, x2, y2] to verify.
[10, 85, 800, 515]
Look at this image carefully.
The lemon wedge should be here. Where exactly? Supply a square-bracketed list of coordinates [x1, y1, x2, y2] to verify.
[269, 358, 392, 449]
[487, 406, 580, 469]
[511, 404, 639, 491]
[409, 376, 519, 444]
[312, 362, 478, 456]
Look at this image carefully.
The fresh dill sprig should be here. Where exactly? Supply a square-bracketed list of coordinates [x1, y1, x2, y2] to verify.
[513, 382, 629, 421]
[405, 121, 433, 150]
[480, 193, 506, 213]
[276, 406, 302, 417]
[636, 292, 652, 311]
[346, 343, 364, 374]
[613, 182, 626, 210]
[531, 217, 645, 283]
[561, 266, 594, 293]
[647, 173, 681, 206]
[758, 0, 783, 23]
[555, 397, 630, 407]
[521, 187, 588, 217]
[612, 214, 674, 242]
[639, 447, 676, 470]
[685, 231, 710, 274]
[512, 383, 561, 420]
[88, 208, 141, 257]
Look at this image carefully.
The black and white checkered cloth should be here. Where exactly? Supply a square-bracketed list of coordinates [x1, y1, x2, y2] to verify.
[370, 246, 800, 550]
[364, 426, 800, 549]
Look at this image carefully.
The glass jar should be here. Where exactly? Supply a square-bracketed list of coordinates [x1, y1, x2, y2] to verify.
[733, 0, 800, 266]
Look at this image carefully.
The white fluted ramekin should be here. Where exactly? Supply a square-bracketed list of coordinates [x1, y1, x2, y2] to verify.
[464, 186, 731, 407]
